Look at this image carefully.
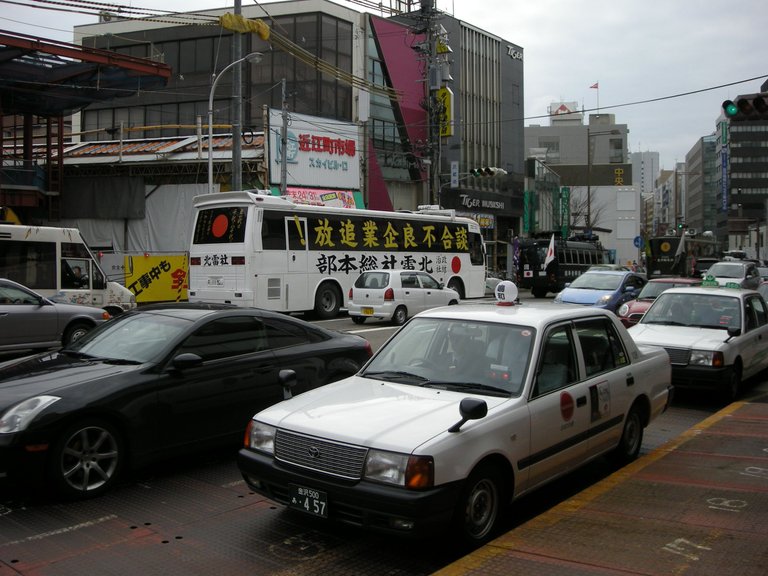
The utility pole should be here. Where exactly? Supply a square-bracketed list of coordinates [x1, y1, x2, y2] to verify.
[280, 78, 288, 195]
[231, 0, 243, 192]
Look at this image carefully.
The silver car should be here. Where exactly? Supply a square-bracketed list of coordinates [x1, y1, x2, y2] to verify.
[704, 261, 761, 290]
[0, 278, 110, 352]
[347, 269, 460, 325]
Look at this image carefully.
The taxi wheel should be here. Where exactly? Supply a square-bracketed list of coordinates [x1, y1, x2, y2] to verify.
[48, 419, 124, 500]
[391, 306, 408, 326]
[723, 364, 742, 403]
[453, 464, 505, 547]
[609, 405, 643, 466]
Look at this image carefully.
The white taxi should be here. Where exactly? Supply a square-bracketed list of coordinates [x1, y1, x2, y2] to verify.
[237, 282, 672, 547]
[628, 284, 768, 402]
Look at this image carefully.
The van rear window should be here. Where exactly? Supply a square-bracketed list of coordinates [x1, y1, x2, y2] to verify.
[193, 207, 247, 244]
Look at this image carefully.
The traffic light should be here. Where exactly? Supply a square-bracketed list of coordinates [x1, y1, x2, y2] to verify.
[722, 92, 768, 121]
[469, 167, 508, 177]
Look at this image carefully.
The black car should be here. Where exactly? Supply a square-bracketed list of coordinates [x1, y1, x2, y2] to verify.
[0, 303, 372, 499]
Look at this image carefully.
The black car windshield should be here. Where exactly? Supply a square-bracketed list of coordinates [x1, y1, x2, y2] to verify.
[641, 293, 741, 330]
[361, 317, 535, 397]
[67, 313, 190, 363]
[569, 273, 622, 291]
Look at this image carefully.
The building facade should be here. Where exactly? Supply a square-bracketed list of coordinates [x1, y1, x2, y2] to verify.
[62, 0, 524, 270]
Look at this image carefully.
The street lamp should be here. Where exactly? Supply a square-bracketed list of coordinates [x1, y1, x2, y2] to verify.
[585, 127, 620, 233]
[208, 52, 262, 194]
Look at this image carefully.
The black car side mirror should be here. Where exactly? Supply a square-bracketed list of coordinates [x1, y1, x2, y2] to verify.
[172, 353, 203, 371]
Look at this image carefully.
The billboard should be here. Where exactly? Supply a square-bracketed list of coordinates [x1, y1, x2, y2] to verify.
[268, 109, 361, 190]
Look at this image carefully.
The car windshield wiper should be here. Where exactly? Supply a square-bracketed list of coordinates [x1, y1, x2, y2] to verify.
[363, 370, 428, 383]
[421, 381, 510, 396]
[642, 319, 687, 326]
[101, 358, 143, 365]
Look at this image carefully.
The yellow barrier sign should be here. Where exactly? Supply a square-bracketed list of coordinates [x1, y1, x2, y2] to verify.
[124, 254, 189, 303]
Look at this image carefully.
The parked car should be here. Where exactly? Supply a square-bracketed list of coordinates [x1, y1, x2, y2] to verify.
[757, 266, 768, 281]
[628, 286, 768, 402]
[759, 281, 768, 301]
[347, 269, 460, 325]
[237, 283, 672, 547]
[702, 261, 761, 290]
[0, 302, 372, 499]
[0, 278, 110, 352]
[616, 277, 703, 327]
[553, 270, 647, 313]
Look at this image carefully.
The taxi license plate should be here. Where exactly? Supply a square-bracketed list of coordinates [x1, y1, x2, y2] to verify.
[361, 307, 374, 315]
[289, 484, 328, 518]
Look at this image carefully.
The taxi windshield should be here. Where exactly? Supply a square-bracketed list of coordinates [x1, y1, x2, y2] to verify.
[641, 293, 740, 330]
[362, 317, 535, 397]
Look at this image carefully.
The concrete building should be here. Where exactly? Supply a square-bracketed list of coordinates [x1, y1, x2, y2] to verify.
[57, 0, 525, 270]
[524, 104, 639, 264]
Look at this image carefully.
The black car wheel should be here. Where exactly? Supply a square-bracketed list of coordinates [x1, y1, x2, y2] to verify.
[49, 419, 123, 499]
[608, 404, 643, 465]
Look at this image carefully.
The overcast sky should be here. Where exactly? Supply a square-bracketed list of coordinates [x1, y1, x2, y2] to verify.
[2, 0, 765, 171]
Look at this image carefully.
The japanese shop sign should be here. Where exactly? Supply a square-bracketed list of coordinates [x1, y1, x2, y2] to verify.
[268, 109, 361, 190]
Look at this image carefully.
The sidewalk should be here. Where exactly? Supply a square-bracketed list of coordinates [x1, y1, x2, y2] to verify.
[435, 388, 768, 576]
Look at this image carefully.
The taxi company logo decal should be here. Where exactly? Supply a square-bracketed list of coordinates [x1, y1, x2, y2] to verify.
[560, 391, 575, 421]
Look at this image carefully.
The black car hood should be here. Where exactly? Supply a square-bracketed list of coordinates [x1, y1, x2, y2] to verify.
[0, 352, 142, 409]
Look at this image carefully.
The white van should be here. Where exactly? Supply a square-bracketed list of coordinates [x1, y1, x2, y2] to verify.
[0, 224, 136, 315]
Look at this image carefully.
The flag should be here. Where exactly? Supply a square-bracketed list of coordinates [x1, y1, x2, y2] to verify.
[544, 234, 556, 269]
[673, 232, 686, 272]
[590, 82, 599, 89]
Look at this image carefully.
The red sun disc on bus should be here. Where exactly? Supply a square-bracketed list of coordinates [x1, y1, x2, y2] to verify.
[560, 391, 575, 421]
[451, 256, 461, 273]
[211, 214, 229, 238]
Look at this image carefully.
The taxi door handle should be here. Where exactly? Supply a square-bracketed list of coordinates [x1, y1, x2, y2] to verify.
[626, 374, 635, 386]
[576, 396, 587, 407]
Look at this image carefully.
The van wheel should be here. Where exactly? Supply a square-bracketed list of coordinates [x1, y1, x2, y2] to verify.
[351, 316, 366, 325]
[314, 283, 341, 319]
[391, 306, 408, 326]
[63, 322, 92, 345]
[452, 464, 504, 548]
[532, 288, 548, 298]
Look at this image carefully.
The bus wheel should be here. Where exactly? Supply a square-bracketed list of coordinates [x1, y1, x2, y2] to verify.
[447, 278, 465, 299]
[314, 283, 341, 319]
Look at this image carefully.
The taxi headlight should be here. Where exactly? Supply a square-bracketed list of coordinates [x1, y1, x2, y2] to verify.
[0, 396, 60, 434]
[689, 350, 724, 367]
[244, 420, 276, 453]
[617, 303, 630, 316]
[364, 449, 434, 489]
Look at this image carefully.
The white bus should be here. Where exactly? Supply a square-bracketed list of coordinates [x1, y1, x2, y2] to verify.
[188, 191, 487, 318]
[0, 224, 137, 315]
